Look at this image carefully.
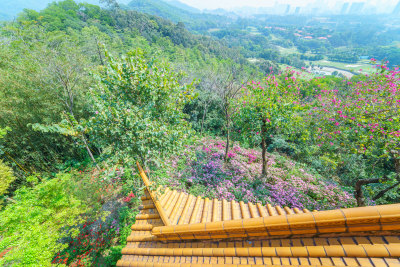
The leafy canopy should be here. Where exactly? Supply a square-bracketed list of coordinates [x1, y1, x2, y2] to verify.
[87, 49, 195, 163]
[236, 68, 305, 144]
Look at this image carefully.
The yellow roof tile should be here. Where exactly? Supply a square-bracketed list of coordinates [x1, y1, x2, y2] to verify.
[118, 162, 400, 266]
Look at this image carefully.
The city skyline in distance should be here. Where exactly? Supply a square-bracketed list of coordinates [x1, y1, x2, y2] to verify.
[179, 0, 400, 15]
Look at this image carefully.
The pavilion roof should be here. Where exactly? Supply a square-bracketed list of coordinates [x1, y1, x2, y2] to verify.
[117, 162, 400, 267]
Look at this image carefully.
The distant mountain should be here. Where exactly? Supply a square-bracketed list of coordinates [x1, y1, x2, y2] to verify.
[0, 0, 50, 20]
[127, 0, 229, 32]
[164, 0, 200, 13]
[204, 8, 239, 19]
[128, 0, 190, 22]
[0, 0, 130, 20]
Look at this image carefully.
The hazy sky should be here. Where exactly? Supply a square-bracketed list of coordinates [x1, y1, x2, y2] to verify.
[179, 0, 398, 10]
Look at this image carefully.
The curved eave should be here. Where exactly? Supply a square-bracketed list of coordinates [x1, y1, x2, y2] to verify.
[151, 203, 400, 241]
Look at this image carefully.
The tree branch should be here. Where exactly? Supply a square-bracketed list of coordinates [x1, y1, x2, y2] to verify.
[355, 178, 381, 206]
[372, 181, 400, 201]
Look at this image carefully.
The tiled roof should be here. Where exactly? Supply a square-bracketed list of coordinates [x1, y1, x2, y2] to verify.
[117, 162, 400, 267]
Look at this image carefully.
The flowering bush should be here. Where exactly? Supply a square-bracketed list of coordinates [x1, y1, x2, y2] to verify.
[235, 68, 306, 175]
[0, 165, 139, 267]
[310, 62, 400, 205]
[53, 218, 120, 266]
[164, 137, 355, 210]
[52, 167, 139, 267]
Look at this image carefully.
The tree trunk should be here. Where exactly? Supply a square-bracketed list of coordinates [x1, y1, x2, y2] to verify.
[81, 135, 100, 170]
[200, 102, 208, 135]
[95, 39, 105, 66]
[355, 178, 380, 206]
[394, 157, 400, 174]
[261, 119, 268, 176]
[224, 121, 230, 162]
[223, 104, 231, 162]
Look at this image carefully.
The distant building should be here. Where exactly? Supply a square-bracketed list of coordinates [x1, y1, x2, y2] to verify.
[340, 2, 349, 14]
[285, 4, 291, 14]
[348, 2, 365, 14]
[295, 7, 301, 14]
[393, 0, 400, 14]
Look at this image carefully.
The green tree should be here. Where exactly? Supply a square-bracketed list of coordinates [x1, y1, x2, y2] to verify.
[236, 69, 304, 176]
[87, 49, 195, 165]
[0, 22, 92, 172]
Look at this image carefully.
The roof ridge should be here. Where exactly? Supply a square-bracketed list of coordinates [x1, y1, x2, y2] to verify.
[137, 162, 170, 226]
[117, 163, 400, 267]
[137, 162, 400, 240]
[151, 203, 400, 241]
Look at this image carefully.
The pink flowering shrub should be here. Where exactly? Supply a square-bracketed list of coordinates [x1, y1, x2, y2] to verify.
[123, 192, 136, 203]
[50, 167, 140, 266]
[165, 137, 355, 210]
[308, 61, 400, 205]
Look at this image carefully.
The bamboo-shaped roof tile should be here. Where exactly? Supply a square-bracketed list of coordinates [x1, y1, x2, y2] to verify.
[117, 162, 400, 267]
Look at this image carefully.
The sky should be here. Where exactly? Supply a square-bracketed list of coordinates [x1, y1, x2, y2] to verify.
[179, 0, 398, 10]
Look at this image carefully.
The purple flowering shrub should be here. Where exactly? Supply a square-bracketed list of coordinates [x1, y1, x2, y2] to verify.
[164, 137, 356, 210]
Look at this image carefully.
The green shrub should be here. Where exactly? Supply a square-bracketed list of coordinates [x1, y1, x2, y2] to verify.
[0, 160, 15, 206]
[0, 173, 87, 266]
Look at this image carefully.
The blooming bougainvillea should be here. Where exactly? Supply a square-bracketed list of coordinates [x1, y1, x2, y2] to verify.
[164, 137, 355, 210]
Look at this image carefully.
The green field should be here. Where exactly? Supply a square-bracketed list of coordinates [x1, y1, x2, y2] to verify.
[276, 45, 299, 55]
[313, 59, 376, 74]
[246, 26, 261, 35]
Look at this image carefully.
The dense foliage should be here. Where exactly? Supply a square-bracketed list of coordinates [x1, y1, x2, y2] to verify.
[0, 160, 15, 207]
[87, 49, 195, 164]
[0, 173, 88, 265]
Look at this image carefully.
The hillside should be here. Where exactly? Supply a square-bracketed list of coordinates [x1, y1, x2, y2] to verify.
[164, 0, 200, 13]
[0, 0, 132, 20]
[127, 0, 229, 32]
